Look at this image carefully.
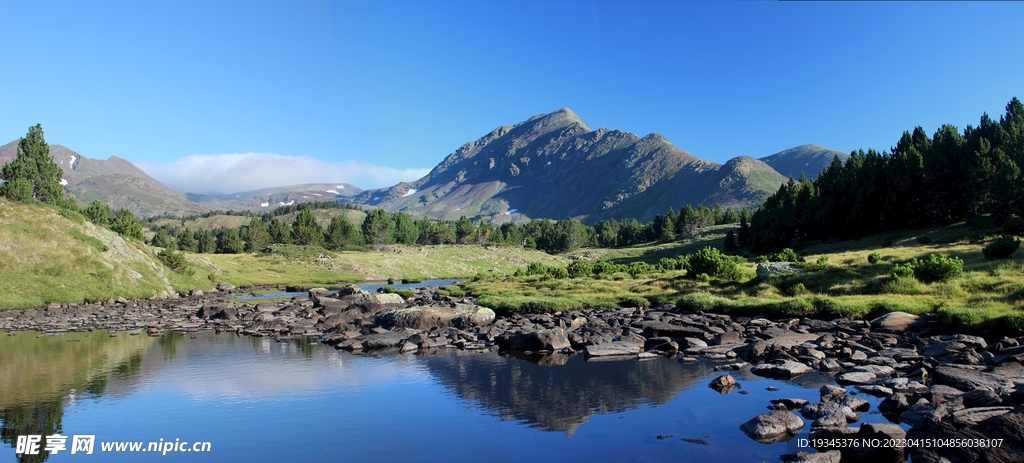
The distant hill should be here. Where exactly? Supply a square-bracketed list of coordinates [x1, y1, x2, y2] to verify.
[347, 109, 799, 223]
[759, 144, 850, 180]
[0, 140, 209, 218]
[186, 183, 363, 212]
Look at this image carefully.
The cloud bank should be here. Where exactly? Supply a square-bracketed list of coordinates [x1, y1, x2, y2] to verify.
[139, 153, 431, 195]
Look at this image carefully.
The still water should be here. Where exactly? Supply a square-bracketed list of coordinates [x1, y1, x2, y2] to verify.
[232, 279, 464, 301]
[0, 330, 904, 462]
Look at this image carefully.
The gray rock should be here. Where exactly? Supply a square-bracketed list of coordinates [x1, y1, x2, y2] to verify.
[751, 361, 813, 378]
[878, 393, 909, 415]
[856, 385, 893, 397]
[933, 365, 1014, 391]
[800, 402, 857, 422]
[359, 330, 409, 349]
[837, 372, 875, 384]
[739, 410, 805, 443]
[771, 398, 809, 410]
[951, 406, 1015, 426]
[900, 401, 950, 427]
[510, 328, 571, 352]
[870, 311, 919, 333]
[585, 341, 644, 358]
[756, 262, 806, 281]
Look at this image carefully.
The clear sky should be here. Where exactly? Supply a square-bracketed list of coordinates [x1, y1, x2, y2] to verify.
[1, 1, 1022, 194]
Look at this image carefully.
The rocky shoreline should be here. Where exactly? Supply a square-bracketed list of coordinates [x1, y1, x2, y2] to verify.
[3, 284, 1023, 462]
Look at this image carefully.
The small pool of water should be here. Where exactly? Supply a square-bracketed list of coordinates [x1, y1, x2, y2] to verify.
[0, 330, 906, 462]
[232, 278, 465, 300]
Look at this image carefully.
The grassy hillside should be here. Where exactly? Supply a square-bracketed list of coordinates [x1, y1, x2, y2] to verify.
[0, 201, 188, 307]
[460, 218, 1024, 333]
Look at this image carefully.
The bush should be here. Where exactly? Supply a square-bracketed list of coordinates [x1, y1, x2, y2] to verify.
[157, 246, 192, 275]
[627, 261, 654, 277]
[437, 285, 466, 298]
[983, 235, 1021, 260]
[526, 262, 548, 276]
[688, 246, 740, 280]
[785, 282, 810, 296]
[567, 260, 594, 278]
[768, 248, 804, 263]
[891, 263, 915, 280]
[547, 266, 569, 279]
[658, 257, 681, 271]
[1003, 214, 1024, 236]
[868, 252, 882, 264]
[912, 253, 963, 283]
[591, 260, 616, 275]
[695, 273, 711, 283]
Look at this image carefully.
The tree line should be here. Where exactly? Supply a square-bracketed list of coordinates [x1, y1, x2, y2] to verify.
[748, 97, 1024, 253]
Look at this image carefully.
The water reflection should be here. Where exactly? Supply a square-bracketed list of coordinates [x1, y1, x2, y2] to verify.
[418, 351, 721, 434]
[0, 332, 155, 462]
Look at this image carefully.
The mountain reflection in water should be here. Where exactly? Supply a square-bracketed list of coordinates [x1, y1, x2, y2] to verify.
[418, 350, 720, 433]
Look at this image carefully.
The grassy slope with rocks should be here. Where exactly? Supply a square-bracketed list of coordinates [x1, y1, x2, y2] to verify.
[459, 217, 1024, 334]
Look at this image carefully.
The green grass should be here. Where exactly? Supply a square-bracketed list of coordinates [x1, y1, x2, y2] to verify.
[458, 219, 1024, 334]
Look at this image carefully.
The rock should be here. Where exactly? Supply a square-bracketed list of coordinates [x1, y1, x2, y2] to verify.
[878, 393, 909, 415]
[932, 365, 1014, 391]
[307, 287, 330, 297]
[510, 329, 571, 352]
[711, 331, 741, 346]
[216, 282, 235, 292]
[819, 358, 843, 372]
[908, 408, 1024, 463]
[870, 311, 919, 333]
[682, 337, 708, 348]
[841, 423, 907, 462]
[961, 387, 1002, 408]
[813, 413, 851, 429]
[800, 402, 857, 422]
[820, 385, 847, 401]
[756, 262, 806, 281]
[837, 372, 876, 385]
[951, 406, 1015, 426]
[709, 374, 738, 393]
[359, 331, 409, 349]
[771, 398, 809, 410]
[739, 410, 805, 443]
[453, 305, 496, 328]
[255, 303, 277, 313]
[900, 401, 950, 427]
[856, 385, 893, 397]
[636, 321, 706, 339]
[376, 306, 459, 330]
[751, 360, 813, 378]
[585, 341, 644, 358]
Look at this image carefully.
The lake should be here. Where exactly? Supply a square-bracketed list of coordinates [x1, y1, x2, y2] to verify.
[0, 330, 906, 462]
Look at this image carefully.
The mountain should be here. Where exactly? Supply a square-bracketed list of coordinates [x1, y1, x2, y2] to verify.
[759, 144, 850, 180]
[0, 140, 209, 218]
[347, 109, 791, 223]
[186, 183, 364, 211]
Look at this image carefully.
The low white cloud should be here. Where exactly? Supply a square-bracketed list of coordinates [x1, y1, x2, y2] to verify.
[138, 153, 430, 195]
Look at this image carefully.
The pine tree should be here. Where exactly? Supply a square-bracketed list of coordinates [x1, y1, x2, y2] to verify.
[361, 208, 394, 245]
[196, 229, 217, 253]
[268, 218, 291, 244]
[83, 200, 113, 226]
[392, 211, 420, 245]
[216, 227, 244, 253]
[243, 217, 270, 251]
[455, 215, 476, 244]
[177, 228, 197, 252]
[109, 209, 144, 240]
[326, 213, 361, 249]
[292, 208, 324, 246]
[0, 124, 64, 204]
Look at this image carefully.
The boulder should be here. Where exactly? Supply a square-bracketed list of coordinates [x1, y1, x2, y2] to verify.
[756, 262, 806, 281]
[908, 408, 1024, 463]
[782, 451, 840, 463]
[709, 374, 738, 393]
[800, 402, 857, 422]
[739, 410, 805, 443]
[932, 365, 1015, 391]
[751, 361, 813, 378]
[359, 331, 410, 349]
[584, 340, 644, 358]
[510, 329, 571, 352]
[869, 311, 919, 333]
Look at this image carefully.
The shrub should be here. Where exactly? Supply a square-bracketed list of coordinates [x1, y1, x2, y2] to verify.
[688, 246, 740, 280]
[658, 257, 680, 271]
[437, 285, 466, 297]
[627, 261, 654, 277]
[1003, 214, 1024, 236]
[567, 260, 594, 278]
[592, 260, 616, 275]
[769, 248, 804, 263]
[754, 255, 769, 263]
[526, 262, 548, 276]
[786, 282, 810, 296]
[695, 273, 711, 283]
[158, 246, 192, 275]
[912, 253, 964, 283]
[868, 252, 882, 264]
[546, 266, 569, 279]
[983, 235, 1021, 260]
[891, 263, 915, 280]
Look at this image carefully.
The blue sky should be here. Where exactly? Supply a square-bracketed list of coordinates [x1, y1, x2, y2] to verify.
[1, 1, 1022, 194]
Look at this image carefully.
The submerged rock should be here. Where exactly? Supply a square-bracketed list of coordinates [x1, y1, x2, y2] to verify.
[740, 410, 805, 443]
